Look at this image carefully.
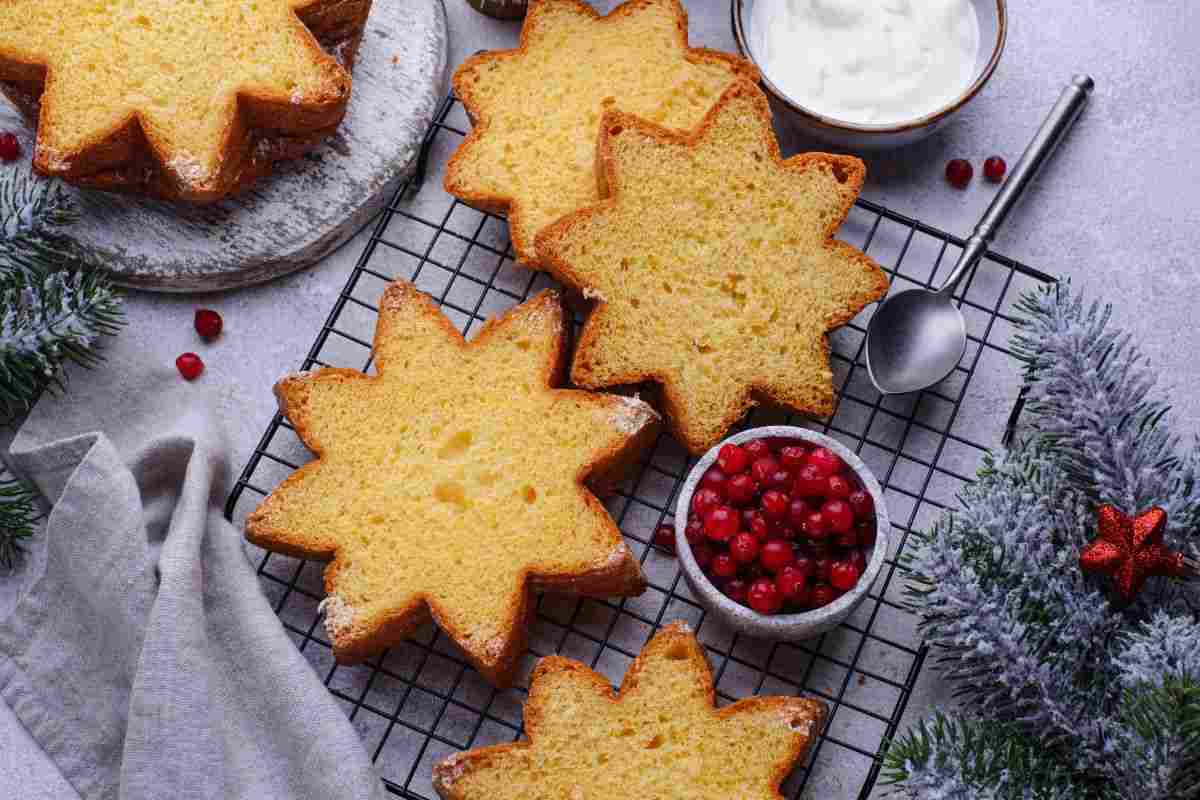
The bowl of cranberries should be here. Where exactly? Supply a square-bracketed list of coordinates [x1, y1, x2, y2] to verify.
[672, 426, 888, 640]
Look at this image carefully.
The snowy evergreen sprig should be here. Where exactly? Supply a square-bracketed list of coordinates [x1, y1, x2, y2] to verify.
[0, 165, 124, 571]
[0, 166, 124, 419]
[888, 283, 1200, 799]
[0, 475, 36, 570]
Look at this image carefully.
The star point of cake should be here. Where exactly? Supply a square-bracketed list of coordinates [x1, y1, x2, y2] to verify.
[0, 0, 353, 198]
[246, 282, 658, 686]
[444, 0, 758, 265]
[432, 622, 825, 799]
[537, 80, 890, 453]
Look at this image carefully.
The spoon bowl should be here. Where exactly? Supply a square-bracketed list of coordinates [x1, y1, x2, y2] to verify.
[865, 289, 966, 395]
[864, 75, 1094, 396]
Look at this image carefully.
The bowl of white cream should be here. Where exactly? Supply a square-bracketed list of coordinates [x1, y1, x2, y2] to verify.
[732, 0, 1006, 149]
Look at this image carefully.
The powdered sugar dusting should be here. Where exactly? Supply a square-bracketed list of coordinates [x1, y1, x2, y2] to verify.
[319, 594, 356, 639]
[611, 393, 658, 435]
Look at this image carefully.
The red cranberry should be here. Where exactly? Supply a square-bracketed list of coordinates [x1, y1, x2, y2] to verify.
[747, 511, 770, 540]
[692, 542, 715, 569]
[176, 352, 204, 381]
[760, 539, 794, 573]
[711, 552, 738, 579]
[685, 518, 705, 546]
[832, 529, 857, 549]
[809, 583, 836, 608]
[726, 473, 758, 506]
[743, 439, 771, 460]
[760, 490, 789, 520]
[194, 308, 223, 341]
[793, 463, 827, 497]
[804, 447, 843, 478]
[747, 578, 782, 614]
[792, 554, 816, 577]
[724, 578, 749, 605]
[717, 443, 751, 475]
[830, 560, 861, 591]
[856, 520, 877, 549]
[700, 467, 728, 497]
[703, 506, 740, 541]
[729, 532, 760, 564]
[983, 155, 1007, 182]
[825, 474, 852, 500]
[812, 557, 833, 584]
[770, 519, 798, 540]
[945, 158, 973, 189]
[801, 510, 830, 541]
[750, 457, 780, 486]
[767, 468, 793, 490]
[776, 565, 807, 602]
[0, 132, 19, 162]
[849, 549, 868, 574]
[778, 445, 808, 470]
[848, 489, 874, 520]
[653, 524, 674, 551]
[822, 499, 854, 534]
[691, 488, 722, 516]
[787, 498, 810, 527]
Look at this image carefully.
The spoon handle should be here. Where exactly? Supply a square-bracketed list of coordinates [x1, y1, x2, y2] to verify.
[937, 74, 1095, 296]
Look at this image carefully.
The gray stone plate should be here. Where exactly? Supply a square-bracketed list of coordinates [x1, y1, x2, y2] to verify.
[0, 0, 447, 293]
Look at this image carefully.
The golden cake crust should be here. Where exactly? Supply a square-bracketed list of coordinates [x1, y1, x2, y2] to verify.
[432, 622, 827, 799]
[0, 0, 370, 204]
[536, 80, 890, 454]
[245, 281, 659, 686]
[444, 0, 758, 267]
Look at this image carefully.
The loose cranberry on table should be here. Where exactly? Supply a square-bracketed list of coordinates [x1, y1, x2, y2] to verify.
[983, 155, 1007, 182]
[194, 308, 223, 341]
[0, 132, 20, 162]
[653, 523, 674, 551]
[176, 352, 204, 381]
[945, 158, 973, 189]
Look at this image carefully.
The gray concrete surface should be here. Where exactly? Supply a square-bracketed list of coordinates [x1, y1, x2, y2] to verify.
[4, 0, 1199, 796]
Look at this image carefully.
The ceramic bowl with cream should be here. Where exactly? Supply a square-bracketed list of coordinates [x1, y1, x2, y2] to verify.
[732, 0, 1006, 149]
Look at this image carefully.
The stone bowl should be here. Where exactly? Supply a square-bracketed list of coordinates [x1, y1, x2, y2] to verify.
[674, 426, 890, 640]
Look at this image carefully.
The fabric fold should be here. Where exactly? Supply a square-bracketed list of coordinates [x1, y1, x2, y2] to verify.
[0, 367, 387, 800]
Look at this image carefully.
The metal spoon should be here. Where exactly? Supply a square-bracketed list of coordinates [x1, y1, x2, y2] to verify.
[865, 75, 1095, 395]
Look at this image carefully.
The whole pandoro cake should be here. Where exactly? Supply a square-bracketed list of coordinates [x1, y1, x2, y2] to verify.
[0, 0, 370, 203]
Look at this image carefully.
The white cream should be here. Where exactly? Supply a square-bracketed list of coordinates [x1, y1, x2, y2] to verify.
[752, 0, 981, 125]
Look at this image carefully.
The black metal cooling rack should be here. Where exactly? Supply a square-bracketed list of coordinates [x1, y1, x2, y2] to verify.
[224, 92, 1055, 800]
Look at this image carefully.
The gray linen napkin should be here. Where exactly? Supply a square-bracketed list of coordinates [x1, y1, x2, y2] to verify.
[0, 363, 388, 800]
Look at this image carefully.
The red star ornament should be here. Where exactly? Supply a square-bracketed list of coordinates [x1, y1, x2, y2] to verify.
[1079, 505, 1197, 602]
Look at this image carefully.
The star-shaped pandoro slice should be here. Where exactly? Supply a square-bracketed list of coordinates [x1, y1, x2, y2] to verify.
[537, 80, 890, 454]
[432, 622, 826, 799]
[246, 281, 660, 686]
[444, 0, 758, 266]
[0, 0, 357, 201]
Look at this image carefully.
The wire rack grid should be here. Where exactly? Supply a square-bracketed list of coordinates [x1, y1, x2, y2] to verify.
[224, 92, 1054, 800]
